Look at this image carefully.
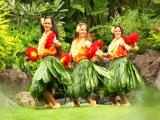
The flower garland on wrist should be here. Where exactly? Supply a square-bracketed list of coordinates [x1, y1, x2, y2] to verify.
[26, 47, 38, 62]
[87, 40, 104, 59]
[59, 52, 72, 68]
[124, 32, 139, 45]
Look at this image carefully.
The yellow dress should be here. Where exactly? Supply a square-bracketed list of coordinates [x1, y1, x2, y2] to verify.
[104, 38, 143, 96]
[70, 38, 91, 62]
[38, 31, 57, 58]
[107, 38, 127, 60]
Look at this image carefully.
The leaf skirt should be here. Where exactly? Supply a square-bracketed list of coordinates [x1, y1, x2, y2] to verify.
[103, 57, 143, 96]
[67, 59, 112, 99]
[29, 56, 73, 99]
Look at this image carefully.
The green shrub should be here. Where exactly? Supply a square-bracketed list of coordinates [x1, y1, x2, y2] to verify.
[145, 32, 160, 50]
[0, 0, 19, 70]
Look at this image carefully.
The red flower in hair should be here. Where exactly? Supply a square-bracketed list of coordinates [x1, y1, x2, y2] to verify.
[87, 40, 104, 59]
[45, 32, 56, 49]
[124, 32, 139, 45]
[26, 47, 38, 62]
[59, 52, 71, 68]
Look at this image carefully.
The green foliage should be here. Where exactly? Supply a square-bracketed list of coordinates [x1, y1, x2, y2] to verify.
[68, 0, 109, 26]
[152, 0, 160, 4]
[7, 24, 41, 75]
[70, 4, 85, 13]
[8, 0, 67, 25]
[90, 25, 113, 51]
[62, 0, 110, 43]
[0, 0, 18, 70]
[61, 41, 70, 52]
[145, 32, 160, 50]
[111, 10, 142, 34]
[23, 60, 41, 77]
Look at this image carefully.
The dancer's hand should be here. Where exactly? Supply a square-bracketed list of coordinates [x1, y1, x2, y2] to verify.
[102, 52, 109, 57]
[130, 43, 139, 51]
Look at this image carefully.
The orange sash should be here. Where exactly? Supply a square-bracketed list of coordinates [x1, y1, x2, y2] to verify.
[108, 45, 127, 60]
[73, 47, 89, 63]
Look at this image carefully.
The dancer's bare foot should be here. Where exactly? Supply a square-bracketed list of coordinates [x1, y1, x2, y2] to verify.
[73, 100, 80, 107]
[111, 102, 120, 106]
[89, 100, 96, 106]
[45, 102, 54, 108]
[52, 103, 61, 108]
[123, 102, 130, 107]
[87, 97, 96, 106]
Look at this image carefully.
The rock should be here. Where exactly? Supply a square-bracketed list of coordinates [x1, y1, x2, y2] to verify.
[15, 92, 36, 107]
[0, 69, 31, 98]
[129, 49, 160, 89]
[0, 68, 31, 87]
[0, 92, 18, 107]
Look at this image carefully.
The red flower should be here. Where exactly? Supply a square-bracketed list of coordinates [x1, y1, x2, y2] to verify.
[45, 32, 56, 49]
[87, 40, 104, 59]
[124, 32, 139, 45]
[92, 40, 104, 49]
[59, 52, 71, 68]
[26, 47, 38, 62]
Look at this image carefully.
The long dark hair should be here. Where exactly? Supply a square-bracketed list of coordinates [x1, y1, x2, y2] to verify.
[74, 22, 91, 40]
[41, 16, 59, 40]
[112, 25, 125, 38]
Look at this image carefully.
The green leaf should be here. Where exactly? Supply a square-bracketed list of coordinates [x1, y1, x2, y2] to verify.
[33, 60, 48, 81]
[70, 4, 85, 13]
[152, 0, 160, 4]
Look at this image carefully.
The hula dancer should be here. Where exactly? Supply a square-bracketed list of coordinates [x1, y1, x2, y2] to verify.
[102, 25, 143, 106]
[68, 23, 111, 107]
[29, 16, 72, 108]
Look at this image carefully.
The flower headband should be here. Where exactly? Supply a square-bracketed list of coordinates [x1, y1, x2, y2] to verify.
[76, 25, 81, 33]
[41, 18, 44, 25]
[111, 26, 115, 33]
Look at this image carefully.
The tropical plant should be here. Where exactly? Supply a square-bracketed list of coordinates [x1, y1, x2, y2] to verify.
[66, 0, 109, 26]
[89, 24, 113, 51]
[0, 0, 19, 70]
[8, 0, 67, 26]
[145, 32, 160, 50]
[7, 24, 41, 75]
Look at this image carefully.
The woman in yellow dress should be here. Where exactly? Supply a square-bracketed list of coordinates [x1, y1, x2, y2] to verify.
[29, 16, 72, 108]
[102, 25, 143, 106]
[68, 23, 111, 107]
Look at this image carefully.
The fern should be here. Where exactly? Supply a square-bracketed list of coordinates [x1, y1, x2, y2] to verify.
[145, 32, 160, 50]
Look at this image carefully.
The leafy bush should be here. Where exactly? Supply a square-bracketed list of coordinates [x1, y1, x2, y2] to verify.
[145, 32, 160, 50]
[8, 0, 67, 26]
[0, 0, 19, 70]
[89, 25, 113, 51]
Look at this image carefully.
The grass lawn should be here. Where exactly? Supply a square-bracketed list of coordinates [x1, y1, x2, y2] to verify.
[1, 86, 160, 120]
[0, 104, 160, 120]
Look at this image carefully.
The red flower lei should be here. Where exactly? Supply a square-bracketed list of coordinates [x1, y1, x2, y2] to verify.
[45, 32, 56, 49]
